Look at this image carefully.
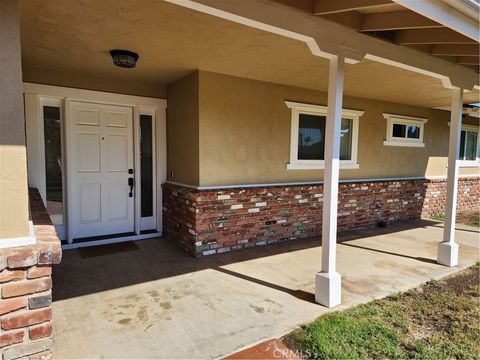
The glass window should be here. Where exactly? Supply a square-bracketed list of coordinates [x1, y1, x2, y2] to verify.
[407, 125, 420, 139]
[297, 114, 353, 161]
[298, 114, 325, 160]
[383, 114, 426, 148]
[392, 123, 406, 138]
[460, 130, 478, 161]
[340, 118, 353, 161]
[140, 114, 153, 218]
[43, 106, 63, 225]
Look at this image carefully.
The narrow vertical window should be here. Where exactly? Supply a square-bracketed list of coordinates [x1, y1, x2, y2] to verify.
[43, 106, 63, 225]
[140, 114, 153, 218]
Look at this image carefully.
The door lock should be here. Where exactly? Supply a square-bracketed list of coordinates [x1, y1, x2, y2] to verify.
[128, 177, 134, 197]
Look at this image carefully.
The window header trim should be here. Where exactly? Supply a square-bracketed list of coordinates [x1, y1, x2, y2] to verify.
[285, 101, 364, 119]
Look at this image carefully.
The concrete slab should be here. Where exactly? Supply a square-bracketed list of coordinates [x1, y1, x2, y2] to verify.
[51, 220, 480, 359]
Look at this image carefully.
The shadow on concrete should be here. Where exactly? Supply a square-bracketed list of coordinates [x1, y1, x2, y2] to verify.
[339, 242, 437, 264]
[52, 219, 446, 302]
[215, 267, 316, 304]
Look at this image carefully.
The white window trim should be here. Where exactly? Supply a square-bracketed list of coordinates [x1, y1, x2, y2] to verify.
[383, 113, 428, 148]
[285, 101, 363, 170]
[458, 123, 480, 167]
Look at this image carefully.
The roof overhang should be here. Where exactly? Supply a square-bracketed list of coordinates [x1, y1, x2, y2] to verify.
[167, 0, 479, 90]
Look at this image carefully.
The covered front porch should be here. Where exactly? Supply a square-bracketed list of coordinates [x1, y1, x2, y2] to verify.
[51, 220, 479, 359]
[1, 0, 479, 358]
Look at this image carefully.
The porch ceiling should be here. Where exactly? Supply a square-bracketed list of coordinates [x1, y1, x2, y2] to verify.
[20, 0, 479, 108]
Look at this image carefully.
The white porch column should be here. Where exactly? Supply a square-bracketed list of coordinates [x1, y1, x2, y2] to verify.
[315, 54, 344, 308]
[437, 87, 463, 267]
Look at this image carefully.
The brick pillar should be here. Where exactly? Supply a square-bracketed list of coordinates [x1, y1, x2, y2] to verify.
[1, 189, 62, 360]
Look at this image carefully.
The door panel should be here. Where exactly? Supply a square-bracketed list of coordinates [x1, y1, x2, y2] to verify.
[107, 183, 129, 221]
[78, 133, 101, 171]
[79, 184, 101, 223]
[105, 111, 127, 128]
[68, 101, 134, 239]
[107, 135, 128, 171]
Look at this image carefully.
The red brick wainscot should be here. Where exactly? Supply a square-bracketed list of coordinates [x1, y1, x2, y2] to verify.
[162, 176, 480, 257]
[0, 189, 62, 360]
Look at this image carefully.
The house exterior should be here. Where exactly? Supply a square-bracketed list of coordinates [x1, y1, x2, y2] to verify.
[0, 0, 479, 358]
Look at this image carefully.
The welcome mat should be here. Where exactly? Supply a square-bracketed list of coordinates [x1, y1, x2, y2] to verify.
[77, 241, 140, 259]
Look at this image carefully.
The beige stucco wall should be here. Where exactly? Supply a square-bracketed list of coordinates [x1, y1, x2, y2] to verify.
[195, 71, 478, 186]
[22, 67, 167, 99]
[0, 0, 30, 239]
[166, 70, 479, 187]
[166, 71, 200, 185]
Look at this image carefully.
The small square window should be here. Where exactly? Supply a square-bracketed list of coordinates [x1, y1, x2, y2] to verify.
[383, 113, 427, 148]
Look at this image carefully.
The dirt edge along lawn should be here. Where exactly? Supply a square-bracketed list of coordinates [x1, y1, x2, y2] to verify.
[284, 262, 480, 360]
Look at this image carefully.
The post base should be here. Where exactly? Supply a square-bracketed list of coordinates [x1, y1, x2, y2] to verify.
[437, 242, 458, 267]
[315, 271, 341, 308]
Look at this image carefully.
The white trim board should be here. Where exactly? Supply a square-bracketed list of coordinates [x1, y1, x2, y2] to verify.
[167, 174, 480, 191]
[61, 232, 162, 250]
[0, 222, 36, 249]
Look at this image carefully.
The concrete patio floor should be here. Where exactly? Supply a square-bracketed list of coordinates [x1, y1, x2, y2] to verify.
[51, 220, 480, 359]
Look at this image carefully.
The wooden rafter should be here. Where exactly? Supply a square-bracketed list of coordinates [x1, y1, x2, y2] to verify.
[430, 44, 480, 56]
[457, 56, 480, 65]
[313, 0, 391, 15]
[396, 28, 477, 45]
[360, 10, 443, 31]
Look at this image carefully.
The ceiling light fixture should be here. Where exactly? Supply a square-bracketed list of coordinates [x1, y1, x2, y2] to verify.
[109, 49, 139, 68]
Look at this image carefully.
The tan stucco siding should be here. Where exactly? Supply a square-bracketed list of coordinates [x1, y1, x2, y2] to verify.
[166, 71, 200, 185]
[0, 0, 30, 239]
[196, 71, 478, 186]
[22, 67, 167, 99]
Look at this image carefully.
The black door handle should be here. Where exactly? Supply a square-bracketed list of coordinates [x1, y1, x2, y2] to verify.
[128, 177, 134, 197]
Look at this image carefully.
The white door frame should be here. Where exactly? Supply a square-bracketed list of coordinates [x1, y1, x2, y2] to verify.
[24, 83, 167, 247]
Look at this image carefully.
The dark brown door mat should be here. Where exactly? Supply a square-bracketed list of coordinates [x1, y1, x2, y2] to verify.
[77, 241, 140, 259]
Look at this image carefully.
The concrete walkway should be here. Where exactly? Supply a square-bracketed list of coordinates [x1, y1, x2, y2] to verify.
[51, 220, 479, 359]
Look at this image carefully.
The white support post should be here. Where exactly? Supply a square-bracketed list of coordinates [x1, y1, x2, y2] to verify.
[315, 54, 344, 308]
[437, 87, 463, 267]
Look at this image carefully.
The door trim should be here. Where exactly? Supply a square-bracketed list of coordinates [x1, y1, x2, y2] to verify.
[24, 83, 167, 243]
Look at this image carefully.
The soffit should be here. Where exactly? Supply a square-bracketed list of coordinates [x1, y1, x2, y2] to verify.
[20, 0, 479, 107]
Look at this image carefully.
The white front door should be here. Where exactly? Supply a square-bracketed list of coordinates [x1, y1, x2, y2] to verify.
[67, 101, 134, 239]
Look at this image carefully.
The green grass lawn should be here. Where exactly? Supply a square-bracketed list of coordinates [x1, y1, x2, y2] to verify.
[285, 263, 480, 360]
[430, 211, 480, 228]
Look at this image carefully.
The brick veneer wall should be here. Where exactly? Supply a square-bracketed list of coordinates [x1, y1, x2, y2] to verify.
[422, 177, 480, 217]
[0, 189, 62, 360]
[163, 176, 480, 257]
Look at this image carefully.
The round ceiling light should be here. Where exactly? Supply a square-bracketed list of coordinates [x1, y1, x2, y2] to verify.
[109, 49, 139, 68]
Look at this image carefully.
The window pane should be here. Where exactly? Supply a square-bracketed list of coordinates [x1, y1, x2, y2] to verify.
[392, 123, 406, 138]
[465, 131, 478, 161]
[459, 130, 466, 160]
[406, 125, 420, 139]
[298, 114, 325, 160]
[340, 118, 352, 160]
[43, 106, 63, 226]
[140, 115, 153, 217]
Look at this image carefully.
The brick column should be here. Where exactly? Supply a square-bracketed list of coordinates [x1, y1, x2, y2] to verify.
[1, 189, 62, 360]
